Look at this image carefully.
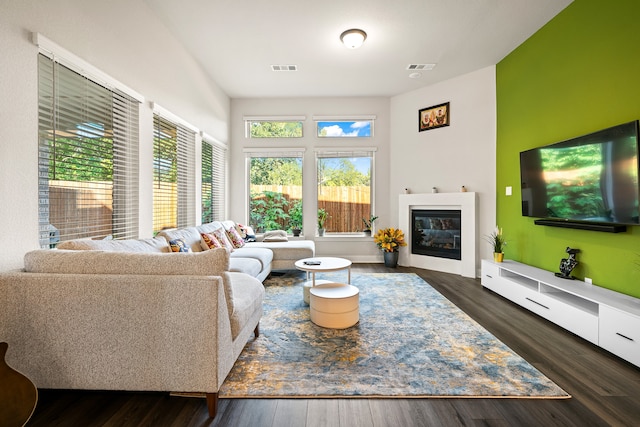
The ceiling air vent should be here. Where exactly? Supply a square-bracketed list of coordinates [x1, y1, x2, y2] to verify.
[407, 64, 436, 71]
[271, 65, 298, 71]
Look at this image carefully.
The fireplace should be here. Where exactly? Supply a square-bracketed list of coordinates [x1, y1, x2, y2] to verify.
[399, 192, 477, 278]
[411, 209, 461, 260]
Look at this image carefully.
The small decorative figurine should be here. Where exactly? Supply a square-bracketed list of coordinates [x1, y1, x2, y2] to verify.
[555, 247, 580, 280]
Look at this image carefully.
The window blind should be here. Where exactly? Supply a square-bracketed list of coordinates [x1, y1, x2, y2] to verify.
[177, 124, 196, 228]
[152, 113, 196, 233]
[314, 148, 376, 158]
[243, 148, 305, 158]
[201, 141, 214, 223]
[201, 140, 227, 223]
[38, 54, 140, 248]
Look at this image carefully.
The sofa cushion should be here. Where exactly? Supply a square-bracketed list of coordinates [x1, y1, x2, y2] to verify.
[212, 228, 235, 252]
[228, 257, 263, 278]
[224, 272, 264, 339]
[231, 247, 274, 271]
[169, 238, 192, 253]
[263, 230, 288, 242]
[56, 236, 170, 252]
[225, 226, 245, 248]
[246, 240, 315, 260]
[234, 223, 257, 242]
[200, 232, 223, 250]
[197, 221, 225, 234]
[24, 248, 230, 276]
[220, 220, 240, 233]
[157, 227, 203, 252]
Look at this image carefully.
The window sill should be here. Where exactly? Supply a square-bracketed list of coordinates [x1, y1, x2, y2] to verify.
[315, 233, 374, 241]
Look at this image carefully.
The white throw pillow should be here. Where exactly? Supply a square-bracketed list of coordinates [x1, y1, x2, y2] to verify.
[263, 230, 289, 242]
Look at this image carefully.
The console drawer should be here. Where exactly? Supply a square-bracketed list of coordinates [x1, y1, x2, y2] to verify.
[599, 306, 640, 366]
[480, 260, 500, 291]
[519, 291, 598, 344]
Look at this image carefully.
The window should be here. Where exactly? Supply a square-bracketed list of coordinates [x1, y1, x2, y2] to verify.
[245, 149, 304, 233]
[244, 116, 305, 138]
[316, 149, 375, 234]
[153, 113, 196, 233]
[38, 54, 140, 248]
[316, 120, 373, 138]
[314, 115, 375, 138]
[202, 139, 227, 223]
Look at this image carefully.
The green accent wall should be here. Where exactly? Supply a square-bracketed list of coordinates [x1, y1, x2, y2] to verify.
[496, 0, 640, 298]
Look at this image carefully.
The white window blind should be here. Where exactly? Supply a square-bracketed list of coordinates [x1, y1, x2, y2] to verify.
[202, 139, 227, 223]
[314, 148, 377, 159]
[201, 141, 213, 223]
[243, 148, 306, 158]
[38, 53, 140, 248]
[153, 113, 196, 233]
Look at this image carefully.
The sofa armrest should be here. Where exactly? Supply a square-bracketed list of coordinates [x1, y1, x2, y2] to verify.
[0, 272, 233, 394]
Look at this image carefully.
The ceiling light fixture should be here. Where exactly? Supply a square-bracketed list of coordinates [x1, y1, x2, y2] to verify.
[340, 29, 367, 49]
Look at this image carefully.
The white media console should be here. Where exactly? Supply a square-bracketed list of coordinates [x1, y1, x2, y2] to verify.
[481, 259, 640, 368]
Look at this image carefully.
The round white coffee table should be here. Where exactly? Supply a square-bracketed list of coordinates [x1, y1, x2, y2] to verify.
[310, 283, 359, 329]
[295, 257, 352, 304]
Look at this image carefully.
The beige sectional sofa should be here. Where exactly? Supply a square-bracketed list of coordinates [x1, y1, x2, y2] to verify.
[0, 221, 314, 418]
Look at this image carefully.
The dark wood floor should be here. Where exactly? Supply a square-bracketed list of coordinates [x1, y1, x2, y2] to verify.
[27, 264, 640, 426]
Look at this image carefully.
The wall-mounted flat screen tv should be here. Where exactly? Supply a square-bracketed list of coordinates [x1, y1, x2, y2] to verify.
[520, 120, 640, 227]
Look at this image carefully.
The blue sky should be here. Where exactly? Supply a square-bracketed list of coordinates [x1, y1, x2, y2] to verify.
[317, 121, 371, 137]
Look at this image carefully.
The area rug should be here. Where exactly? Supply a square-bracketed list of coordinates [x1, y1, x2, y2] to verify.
[218, 272, 569, 399]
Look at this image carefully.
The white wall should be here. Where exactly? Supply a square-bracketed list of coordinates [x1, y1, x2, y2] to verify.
[230, 97, 390, 262]
[0, 0, 497, 271]
[390, 66, 497, 267]
[0, 0, 230, 271]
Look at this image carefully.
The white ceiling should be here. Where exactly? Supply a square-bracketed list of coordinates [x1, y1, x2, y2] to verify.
[145, 0, 573, 99]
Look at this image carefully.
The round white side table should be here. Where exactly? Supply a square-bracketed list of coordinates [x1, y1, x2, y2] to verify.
[294, 257, 352, 304]
[309, 283, 359, 329]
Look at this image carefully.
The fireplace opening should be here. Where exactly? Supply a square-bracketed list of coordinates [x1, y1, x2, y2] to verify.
[411, 209, 461, 260]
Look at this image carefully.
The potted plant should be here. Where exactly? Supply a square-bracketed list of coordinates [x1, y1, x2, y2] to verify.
[288, 199, 303, 236]
[373, 227, 407, 268]
[317, 208, 328, 236]
[290, 222, 302, 237]
[362, 215, 378, 236]
[485, 226, 506, 262]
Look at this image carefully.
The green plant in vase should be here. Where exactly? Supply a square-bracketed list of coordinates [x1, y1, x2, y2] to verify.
[362, 215, 378, 236]
[317, 208, 329, 236]
[288, 199, 303, 236]
[485, 226, 507, 262]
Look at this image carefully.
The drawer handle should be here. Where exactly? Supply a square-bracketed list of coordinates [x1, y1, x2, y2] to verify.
[616, 332, 634, 342]
[525, 297, 549, 310]
[485, 274, 493, 279]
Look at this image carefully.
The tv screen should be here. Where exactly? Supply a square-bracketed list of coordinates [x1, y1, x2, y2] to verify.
[520, 120, 640, 226]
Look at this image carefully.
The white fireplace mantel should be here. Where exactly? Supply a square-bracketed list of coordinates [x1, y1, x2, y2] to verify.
[399, 192, 477, 278]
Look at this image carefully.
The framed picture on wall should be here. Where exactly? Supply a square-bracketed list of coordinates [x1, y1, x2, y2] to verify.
[419, 102, 450, 132]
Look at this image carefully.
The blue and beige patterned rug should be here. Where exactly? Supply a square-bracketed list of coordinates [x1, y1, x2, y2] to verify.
[219, 272, 569, 399]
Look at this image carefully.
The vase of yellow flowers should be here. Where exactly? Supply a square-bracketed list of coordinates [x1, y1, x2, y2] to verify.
[374, 227, 407, 268]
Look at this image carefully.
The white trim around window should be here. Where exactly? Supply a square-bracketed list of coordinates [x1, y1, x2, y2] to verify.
[33, 32, 144, 103]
